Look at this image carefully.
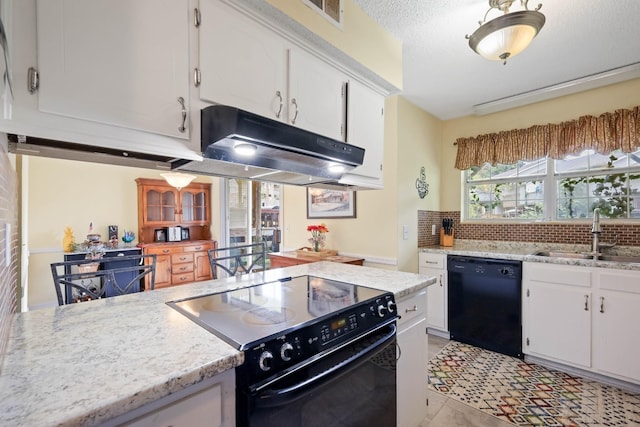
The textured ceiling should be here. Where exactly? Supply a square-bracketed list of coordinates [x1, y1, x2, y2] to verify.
[352, 0, 640, 120]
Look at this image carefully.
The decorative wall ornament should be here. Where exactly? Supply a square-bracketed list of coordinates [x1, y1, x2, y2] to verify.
[416, 167, 429, 199]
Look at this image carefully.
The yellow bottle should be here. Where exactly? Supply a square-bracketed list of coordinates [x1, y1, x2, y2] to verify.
[62, 227, 76, 252]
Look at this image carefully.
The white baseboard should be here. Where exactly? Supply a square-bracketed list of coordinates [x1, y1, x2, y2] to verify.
[524, 354, 640, 394]
[427, 328, 450, 339]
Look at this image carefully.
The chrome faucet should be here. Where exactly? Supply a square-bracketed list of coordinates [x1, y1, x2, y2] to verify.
[591, 208, 601, 254]
[591, 207, 617, 257]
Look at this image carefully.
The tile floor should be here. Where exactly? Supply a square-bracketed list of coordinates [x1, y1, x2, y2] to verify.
[421, 335, 522, 427]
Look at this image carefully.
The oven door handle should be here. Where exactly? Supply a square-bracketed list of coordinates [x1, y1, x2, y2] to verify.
[252, 323, 396, 407]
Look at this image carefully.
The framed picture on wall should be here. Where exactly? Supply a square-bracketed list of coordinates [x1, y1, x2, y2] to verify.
[307, 188, 356, 219]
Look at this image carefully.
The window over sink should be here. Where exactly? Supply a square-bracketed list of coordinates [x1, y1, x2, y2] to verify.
[464, 148, 640, 221]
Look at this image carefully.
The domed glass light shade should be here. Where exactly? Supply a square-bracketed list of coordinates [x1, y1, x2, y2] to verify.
[160, 172, 196, 190]
[467, 0, 545, 64]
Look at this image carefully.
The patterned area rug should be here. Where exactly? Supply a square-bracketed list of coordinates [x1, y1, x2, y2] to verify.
[428, 341, 640, 426]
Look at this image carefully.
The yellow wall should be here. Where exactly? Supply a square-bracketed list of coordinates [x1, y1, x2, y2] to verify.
[282, 96, 399, 267]
[25, 156, 221, 308]
[282, 95, 444, 272]
[396, 97, 443, 271]
[266, 0, 402, 89]
[441, 78, 640, 211]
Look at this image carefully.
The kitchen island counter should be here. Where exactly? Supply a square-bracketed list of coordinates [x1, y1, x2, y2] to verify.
[0, 262, 434, 427]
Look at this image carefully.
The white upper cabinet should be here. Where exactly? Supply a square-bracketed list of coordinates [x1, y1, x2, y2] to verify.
[341, 78, 385, 186]
[198, 0, 345, 141]
[287, 48, 345, 141]
[36, 0, 191, 139]
[199, 0, 287, 120]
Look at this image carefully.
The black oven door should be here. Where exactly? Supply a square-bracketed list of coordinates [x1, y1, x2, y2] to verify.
[237, 322, 397, 427]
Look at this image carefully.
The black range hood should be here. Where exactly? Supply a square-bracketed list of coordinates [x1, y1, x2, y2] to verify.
[172, 105, 365, 188]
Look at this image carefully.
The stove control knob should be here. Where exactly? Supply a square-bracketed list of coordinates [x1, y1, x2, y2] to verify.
[377, 304, 387, 317]
[280, 342, 294, 362]
[259, 351, 274, 372]
[387, 301, 397, 314]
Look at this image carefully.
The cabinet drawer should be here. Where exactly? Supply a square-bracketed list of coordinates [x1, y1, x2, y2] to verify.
[183, 243, 214, 252]
[524, 262, 591, 288]
[396, 290, 427, 328]
[172, 272, 195, 284]
[172, 253, 194, 264]
[172, 262, 194, 274]
[598, 268, 640, 294]
[146, 246, 180, 256]
[419, 252, 445, 269]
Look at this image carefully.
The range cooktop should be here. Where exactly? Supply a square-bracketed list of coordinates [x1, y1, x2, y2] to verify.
[167, 275, 389, 349]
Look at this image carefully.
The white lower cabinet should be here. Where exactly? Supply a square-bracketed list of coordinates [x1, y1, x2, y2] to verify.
[396, 289, 428, 427]
[592, 268, 640, 382]
[418, 253, 447, 333]
[523, 262, 640, 385]
[523, 262, 592, 367]
[103, 370, 235, 427]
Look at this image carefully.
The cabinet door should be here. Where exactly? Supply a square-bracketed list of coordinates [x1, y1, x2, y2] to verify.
[36, 0, 190, 139]
[593, 269, 640, 383]
[199, 0, 286, 120]
[288, 48, 346, 141]
[180, 189, 209, 224]
[420, 267, 447, 331]
[524, 281, 592, 368]
[593, 289, 640, 382]
[145, 187, 178, 224]
[194, 251, 213, 281]
[124, 383, 222, 427]
[153, 255, 172, 289]
[343, 79, 384, 182]
[397, 316, 428, 427]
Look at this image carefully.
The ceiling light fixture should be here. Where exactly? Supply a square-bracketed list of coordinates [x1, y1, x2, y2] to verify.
[160, 172, 196, 190]
[466, 0, 545, 65]
[234, 142, 258, 156]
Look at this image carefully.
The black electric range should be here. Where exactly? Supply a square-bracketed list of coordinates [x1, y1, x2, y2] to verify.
[168, 275, 396, 376]
[168, 275, 398, 427]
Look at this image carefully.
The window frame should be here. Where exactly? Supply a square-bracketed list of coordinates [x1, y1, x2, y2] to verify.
[463, 151, 640, 222]
[302, 0, 344, 29]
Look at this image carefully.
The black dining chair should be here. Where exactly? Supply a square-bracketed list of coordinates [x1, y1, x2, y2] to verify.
[50, 254, 156, 305]
[208, 242, 267, 279]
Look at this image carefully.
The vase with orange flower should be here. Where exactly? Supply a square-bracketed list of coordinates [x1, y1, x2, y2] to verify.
[307, 223, 329, 252]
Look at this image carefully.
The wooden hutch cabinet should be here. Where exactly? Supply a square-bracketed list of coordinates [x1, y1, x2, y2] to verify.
[136, 178, 216, 289]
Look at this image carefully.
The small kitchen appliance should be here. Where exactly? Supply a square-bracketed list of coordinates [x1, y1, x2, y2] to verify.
[168, 275, 398, 427]
[164, 226, 182, 242]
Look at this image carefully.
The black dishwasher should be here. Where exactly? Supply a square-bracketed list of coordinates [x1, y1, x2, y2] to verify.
[447, 255, 523, 358]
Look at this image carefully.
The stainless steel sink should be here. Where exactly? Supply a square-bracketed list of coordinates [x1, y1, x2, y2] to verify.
[597, 255, 640, 263]
[531, 251, 590, 259]
[531, 250, 640, 263]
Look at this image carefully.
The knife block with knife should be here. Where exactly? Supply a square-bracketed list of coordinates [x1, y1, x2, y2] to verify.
[440, 217, 454, 247]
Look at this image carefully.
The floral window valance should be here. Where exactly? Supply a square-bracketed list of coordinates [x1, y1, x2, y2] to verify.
[454, 105, 640, 170]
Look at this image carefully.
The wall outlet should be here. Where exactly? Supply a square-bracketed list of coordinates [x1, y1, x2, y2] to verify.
[432, 224, 436, 235]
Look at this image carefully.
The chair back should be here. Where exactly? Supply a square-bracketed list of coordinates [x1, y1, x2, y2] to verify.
[208, 242, 266, 279]
[51, 254, 156, 305]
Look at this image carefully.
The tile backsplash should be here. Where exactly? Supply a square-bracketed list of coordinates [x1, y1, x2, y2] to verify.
[418, 210, 640, 248]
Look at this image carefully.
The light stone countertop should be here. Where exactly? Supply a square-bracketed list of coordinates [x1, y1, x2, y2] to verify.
[420, 240, 640, 271]
[0, 262, 435, 427]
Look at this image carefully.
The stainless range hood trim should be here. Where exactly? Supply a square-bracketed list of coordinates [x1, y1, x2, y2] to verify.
[8, 134, 175, 170]
[173, 105, 366, 188]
